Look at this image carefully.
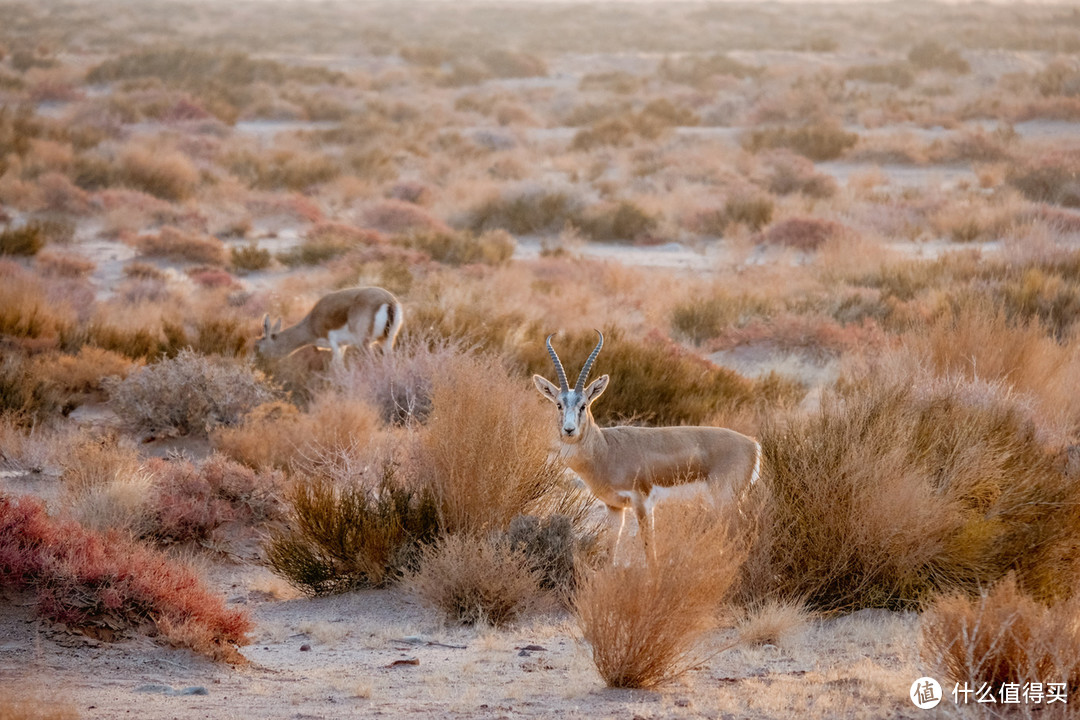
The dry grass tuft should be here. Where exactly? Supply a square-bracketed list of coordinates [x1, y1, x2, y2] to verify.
[921, 576, 1080, 697]
[735, 599, 810, 647]
[407, 533, 547, 627]
[133, 226, 227, 266]
[575, 507, 744, 689]
[0, 691, 79, 720]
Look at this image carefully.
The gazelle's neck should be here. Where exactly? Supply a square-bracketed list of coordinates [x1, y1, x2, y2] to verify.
[561, 410, 606, 470]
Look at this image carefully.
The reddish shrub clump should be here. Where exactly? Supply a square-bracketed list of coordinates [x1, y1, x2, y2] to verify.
[145, 454, 282, 544]
[0, 494, 252, 661]
[757, 217, 851, 251]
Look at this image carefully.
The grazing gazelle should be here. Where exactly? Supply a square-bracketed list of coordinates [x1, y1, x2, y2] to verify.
[533, 331, 761, 561]
[256, 286, 403, 364]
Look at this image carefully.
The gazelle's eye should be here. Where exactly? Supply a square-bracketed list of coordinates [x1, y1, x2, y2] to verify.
[556, 403, 562, 411]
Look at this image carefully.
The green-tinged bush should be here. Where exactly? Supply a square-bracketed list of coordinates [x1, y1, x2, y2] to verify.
[468, 189, 582, 236]
[230, 243, 271, 272]
[576, 201, 658, 242]
[266, 474, 440, 595]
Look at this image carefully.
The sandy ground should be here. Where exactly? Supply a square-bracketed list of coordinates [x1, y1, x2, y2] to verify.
[0, 535, 925, 720]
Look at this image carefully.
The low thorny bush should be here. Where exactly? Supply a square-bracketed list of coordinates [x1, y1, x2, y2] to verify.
[105, 349, 275, 436]
[0, 494, 252, 662]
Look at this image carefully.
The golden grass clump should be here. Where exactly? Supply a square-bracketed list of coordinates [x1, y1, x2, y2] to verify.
[575, 507, 744, 689]
[213, 394, 381, 471]
[417, 352, 574, 535]
[0, 690, 79, 720]
[921, 576, 1080, 697]
[117, 145, 199, 202]
[134, 226, 227, 266]
[407, 533, 547, 627]
[735, 599, 810, 647]
[743, 369, 1080, 612]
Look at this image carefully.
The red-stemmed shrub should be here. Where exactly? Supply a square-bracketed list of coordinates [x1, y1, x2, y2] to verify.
[0, 494, 252, 662]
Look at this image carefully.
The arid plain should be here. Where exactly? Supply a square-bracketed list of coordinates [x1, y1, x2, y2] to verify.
[2, 2, 1080, 718]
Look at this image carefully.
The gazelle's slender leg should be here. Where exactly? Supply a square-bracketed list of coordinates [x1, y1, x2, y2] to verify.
[608, 506, 628, 565]
[633, 499, 656, 566]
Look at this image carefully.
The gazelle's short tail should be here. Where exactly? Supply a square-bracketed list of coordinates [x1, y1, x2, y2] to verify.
[373, 301, 404, 348]
[749, 440, 762, 486]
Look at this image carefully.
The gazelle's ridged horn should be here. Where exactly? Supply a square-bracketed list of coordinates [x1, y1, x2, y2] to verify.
[546, 334, 569, 391]
[575, 330, 604, 392]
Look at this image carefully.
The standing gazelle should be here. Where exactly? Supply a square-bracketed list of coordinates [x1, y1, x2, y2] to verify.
[533, 331, 761, 561]
[256, 286, 403, 364]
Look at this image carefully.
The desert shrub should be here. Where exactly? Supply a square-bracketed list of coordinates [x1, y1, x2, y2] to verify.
[402, 228, 514, 266]
[575, 200, 658, 242]
[722, 193, 775, 232]
[363, 199, 449, 236]
[467, 188, 582, 236]
[266, 473, 440, 595]
[639, 98, 699, 127]
[227, 148, 340, 191]
[191, 315, 250, 357]
[506, 513, 577, 595]
[670, 293, 771, 345]
[845, 62, 915, 88]
[142, 454, 283, 544]
[570, 116, 662, 151]
[277, 223, 384, 266]
[407, 533, 546, 627]
[743, 122, 858, 162]
[59, 431, 141, 494]
[481, 48, 547, 78]
[908, 40, 970, 74]
[743, 371, 1080, 613]
[0, 494, 252, 662]
[0, 692, 78, 720]
[518, 328, 756, 426]
[575, 507, 743, 689]
[757, 217, 850, 252]
[105, 349, 275, 436]
[658, 53, 758, 88]
[213, 394, 381, 471]
[116, 147, 199, 202]
[35, 250, 95, 278]
[230, 243, 271, 272]
[760, 150, 837, 199]
[0, 353, 63, 424]
[0, 262, 74, 341]
[921, 576, 1080, 699]
[1008, 152, 1080, 207]
[83, 319, 188, 361]
[134, 226, 227, 265]
[417, 353, 581, 535]
[0, 223, 44, 256]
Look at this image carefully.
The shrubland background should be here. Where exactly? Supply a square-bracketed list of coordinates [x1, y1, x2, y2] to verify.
[1, 1, 1080, 718]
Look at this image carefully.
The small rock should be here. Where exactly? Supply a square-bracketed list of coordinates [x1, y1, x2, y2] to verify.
[387, 658, 419, 668]
[519, 644, 547, 652]
[674, 698, 690, 708]
[300, 643, 311, 652]
[517, 649, 531, 657]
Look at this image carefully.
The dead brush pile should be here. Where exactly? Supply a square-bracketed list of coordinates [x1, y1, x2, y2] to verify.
[742, 370, 1080, 612]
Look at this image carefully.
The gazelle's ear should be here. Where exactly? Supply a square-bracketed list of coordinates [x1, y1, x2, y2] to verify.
[272, 317, 283, 334]
[583, 375, 609, 404]
[533, 375, 560, 403]
[262, 314, 271, 334]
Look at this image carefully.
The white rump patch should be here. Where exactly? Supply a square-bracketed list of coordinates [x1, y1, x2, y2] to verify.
[373, 303, 390, 338]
